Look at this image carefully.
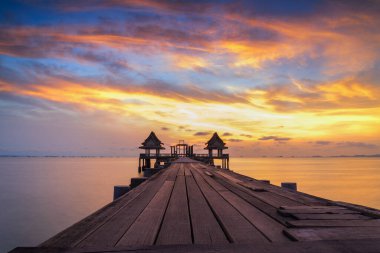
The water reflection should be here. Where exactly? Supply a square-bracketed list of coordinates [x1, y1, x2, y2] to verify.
[0, 157, 139, 252]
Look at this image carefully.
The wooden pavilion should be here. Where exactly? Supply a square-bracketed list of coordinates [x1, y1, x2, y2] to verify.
[204, 132, 229, 169]
[138, 131, 165, 171]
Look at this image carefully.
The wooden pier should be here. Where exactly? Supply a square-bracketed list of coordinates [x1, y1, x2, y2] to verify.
[11, 157, 380, 253]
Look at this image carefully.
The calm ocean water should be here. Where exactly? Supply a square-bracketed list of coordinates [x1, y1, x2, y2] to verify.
[0, 157, 379, 252]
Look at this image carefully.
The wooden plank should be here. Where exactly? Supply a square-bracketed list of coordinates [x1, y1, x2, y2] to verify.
[335, 201, 380, 219]
[215, 170, 244, 184]
[186, 176, 228, 244]
[217, 190, 290, 242]
[156, 176, 192, 245]
[292, 213, 372, 220]
[200, 165, 301, 209]
[216, 169, 326, 206]
[285, 227, 380, 241]
[287, 219, 380, 228]
[238, 183, 307, 208]
[177, 164, 185, 176]
[40, 167, 170, 247]
[278, 208, 358, 215]
[199, 165, 302, 208]
[192, 166, 226, 192]
[194, 165, 289, 242]
[206, 170, 290, 225]
[184, 166, 192, 176]
[204, 171, 213, 177]
[280, 205, 346, 210]
[77, 165, 180, 247]
[240, 181, 323, 206]
[166, 165, 179, 181]
[116, 181, 175, 246]
[191, 166, 269, 243]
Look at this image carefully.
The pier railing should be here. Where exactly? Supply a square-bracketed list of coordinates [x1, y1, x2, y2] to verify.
[139, 153, 229, 159]
[139, 153, 174, 158]
[193, 154, 229, 159]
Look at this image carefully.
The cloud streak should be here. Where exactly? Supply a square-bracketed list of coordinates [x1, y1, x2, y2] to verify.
[258, 136, 292, 142]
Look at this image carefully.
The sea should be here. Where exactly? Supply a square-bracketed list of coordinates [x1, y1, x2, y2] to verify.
[0, 157, 379, 252]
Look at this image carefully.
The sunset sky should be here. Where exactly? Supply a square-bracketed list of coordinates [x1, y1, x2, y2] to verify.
[0, 0, 379, 157]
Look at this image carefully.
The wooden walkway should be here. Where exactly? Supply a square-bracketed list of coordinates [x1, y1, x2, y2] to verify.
[11, 158, 380, 253]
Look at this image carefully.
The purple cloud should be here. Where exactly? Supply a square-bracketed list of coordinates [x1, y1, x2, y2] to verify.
[258, 136, 291, 141]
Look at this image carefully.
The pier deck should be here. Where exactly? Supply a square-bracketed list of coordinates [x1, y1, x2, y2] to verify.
[11, 158, 380, 253]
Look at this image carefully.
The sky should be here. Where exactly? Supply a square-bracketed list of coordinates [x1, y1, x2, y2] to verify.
[0, 0, 379, 157]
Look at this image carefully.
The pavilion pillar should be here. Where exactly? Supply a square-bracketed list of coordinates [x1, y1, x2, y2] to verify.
[146, 158, 151, 168]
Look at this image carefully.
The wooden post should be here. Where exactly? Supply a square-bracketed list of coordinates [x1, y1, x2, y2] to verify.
[113, 185, 130, 200]
[130, 177, 147, 189]
[281, 182, 297, 191]
[143, 168, 161, 177]
[146, 158, 151, 168]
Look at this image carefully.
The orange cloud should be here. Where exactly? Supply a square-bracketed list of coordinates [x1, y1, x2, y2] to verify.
[260, 78, 380, 113]
[222, 11, 380, 72]
[170, 54, 208, 70]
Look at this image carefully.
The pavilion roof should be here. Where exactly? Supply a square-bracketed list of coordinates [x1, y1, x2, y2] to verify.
[139, 131, 165, 149]
[205, 132, 228, 149]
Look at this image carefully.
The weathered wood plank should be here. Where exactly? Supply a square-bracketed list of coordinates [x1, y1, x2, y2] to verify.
[196, 166, 299, 224]
[177, 164, 185, 176]
[193, 166, 289, 242]
[184, 166, 192, 176]
[217, 190, 289, 242]
[156, 176, 192, 245]
[280, 205, 346, 210]
[292, 213, 372, 220]
[335, 201, 380, 218]
[193, 169, 225, 192]
[191, 165, 269, 243]
[238, 183, 306, 208]
[285, 227, 380, 241]
[278, 208, 358, 215]
[216, 169, 327, 206]
[204, 171, 213, 177]
[186, 176, 228, 244]
[287, 219, 380, 228]
[77, 165, 180, 247]
[116, 181, 175, 246]
[200, 165, 302, 208]
[214, 170, 243, 184]
[205, 169, 290, 225]
[166, 165, 180, 181]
